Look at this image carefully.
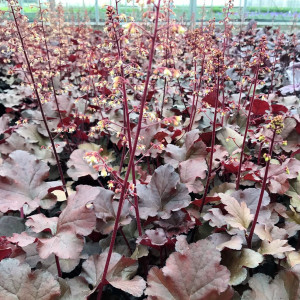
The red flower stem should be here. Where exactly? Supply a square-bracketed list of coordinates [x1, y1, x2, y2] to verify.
[20, 207, 24, 219]
[199, 57, 220, 214]
[235, 65, 259, 190]
[257, 142, 263, 165]
[190, 51, 207, 129]
[237, 71, 246, 107]
[177, 79, 190, 117]
[267, 60, 276, 99]
[242, 80, 253, 108]
[220, 6, 230, 126]
[55, 255, 62, 277]
[187, 60, 197, 132]
[247, 129, 276, 248]
[112, 7, 142, 236]
[189, 21, 213, 131]
[160, 77, 167, 116]
[118, 146, 126, 174]
[160, 1, 170, 116]
[38, 1, 72, 154]
[96, 3, 161, 299]
[134, 144, 156, 166]
[10, 4, 68, 201]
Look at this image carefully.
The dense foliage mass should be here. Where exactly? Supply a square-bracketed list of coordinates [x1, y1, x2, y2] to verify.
[0, 0, 300, 299]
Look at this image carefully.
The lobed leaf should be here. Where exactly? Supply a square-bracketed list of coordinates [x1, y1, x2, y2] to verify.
[0, 259, 60, 300]
[81, 252, 146, 297]
[0, 150, 61, 213]
[137, 164, 191, 219]
[145, 238, 230, 299]
[220, 193, 254, 231]
[223, 249, 264, 285]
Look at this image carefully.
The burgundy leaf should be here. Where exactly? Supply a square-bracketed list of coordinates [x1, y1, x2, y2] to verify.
[81, 253, 146, 297]
[137, 228, 168, 246]
[95, 199, 131, 235]
[137, 164, 191, 219]
[164, 129, 207, 169]
[0, 150, 61, 213]
[179, 159, 206, 193]
[145, 238, 230, 300]
[230, 188, 270, 214]
[7, 232, 36, 247]
[0, 258, 60, 300]
[37, 229, 84, 260]
[0, 237, 13, 262]
[57, 185, 98, 236]
[271, 104, 288, 113]
[0, 237, 23, 262]
[26, 214, 58, 235]
[202, 89, 221, 108]
[154, 210, 195, 237]
[260, 158, 300, 194]
[67, 149, 99, 181]
[247, 99, 270, 115]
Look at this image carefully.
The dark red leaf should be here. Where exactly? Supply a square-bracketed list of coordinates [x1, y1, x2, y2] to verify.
[68, 54, 77, 62]
[202, 89, 221, 108]
[248, 99, 270, 115]
[271, 104, 288, 113]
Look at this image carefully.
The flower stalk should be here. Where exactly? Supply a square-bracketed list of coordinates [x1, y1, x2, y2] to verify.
[9, 1, 67, 277]
[9, 2, 68, 200]
[199, 53, 221, 214]
[247, 128, 276, 248]
[110, 2, 142, 236]
[96, 2, 161, 298]
[235, 64, 260, 190]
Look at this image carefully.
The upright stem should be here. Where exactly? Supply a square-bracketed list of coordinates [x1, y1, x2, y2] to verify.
[220, 5, 231, 126]
[11, 3, 66, 278]
[20, 207, 24, 219]
[188, 60, 197, 132]
[257, 142, 263, 165]
[160, 77, 167, 116]
[235, 65, 259, 190]
[10, 4, 68, 200]
[247, 130, 276, 248]
[190, 49, 207, 130]
[267, 58, 276, 99]
[237, 69, 246, 107]
[111, 8, 142, 236]
[160, 0, 170, 116]
[55, 255, 62, 277]
[96, 2, 161, 299]
[38, 1, 72, 154]
[199, 57, 220, 214]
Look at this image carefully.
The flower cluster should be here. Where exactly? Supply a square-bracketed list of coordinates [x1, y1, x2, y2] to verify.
[267, 115, 285, 134]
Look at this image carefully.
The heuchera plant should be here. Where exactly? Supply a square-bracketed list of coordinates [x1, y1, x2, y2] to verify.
[0, 0, 300, 299]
